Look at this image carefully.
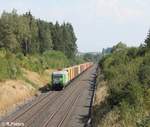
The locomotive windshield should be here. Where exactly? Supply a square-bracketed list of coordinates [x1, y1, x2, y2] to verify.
[53, 74, 63, 84]
[53, 75, 62, 79]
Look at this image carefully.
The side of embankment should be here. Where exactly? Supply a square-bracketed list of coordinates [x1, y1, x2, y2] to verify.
[0, 68, 53, 118]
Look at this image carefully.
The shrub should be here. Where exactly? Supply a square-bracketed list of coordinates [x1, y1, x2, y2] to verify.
[97, 45, 149, 127]
[139, 52, 150, 87]
[139, 65, 150, 87]
[0, 51, 21, 80]
[137, 115, 150, 127]
[127, 47, 138, 58]
[0, 50, 71, 80]
[42, 51, 69, 69]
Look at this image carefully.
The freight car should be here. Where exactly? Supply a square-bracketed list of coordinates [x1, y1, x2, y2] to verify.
[51, 62, 93, 90]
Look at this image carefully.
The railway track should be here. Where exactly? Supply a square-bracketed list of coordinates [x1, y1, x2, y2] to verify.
[57, 93, 81, 127]
[25, 82, 83, 127]
[42, 87, 81, 127]
[2, 65, 96, 127]
[2, 91, 56, 122]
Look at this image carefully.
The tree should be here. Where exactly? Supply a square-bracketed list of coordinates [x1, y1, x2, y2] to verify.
[127, 47, 138, 58]
[51, 22, 77, 58]
[145, 30, 150, 47]
[112, 42, 127, 53]
[37, 20, 53, 53]
[0, 11, 19, 52]
[0, 10, 78, 58]
[24, 11, 39, 54]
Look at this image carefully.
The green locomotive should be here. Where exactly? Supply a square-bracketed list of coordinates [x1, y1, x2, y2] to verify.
[52, 70, 69, 89]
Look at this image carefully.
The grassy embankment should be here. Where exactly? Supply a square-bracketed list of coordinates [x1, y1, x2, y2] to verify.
[93, 43, 150, 127]
[0, 50, 69, 116]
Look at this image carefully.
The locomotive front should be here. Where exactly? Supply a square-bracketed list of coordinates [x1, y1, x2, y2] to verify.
[52, 71, 68, 90]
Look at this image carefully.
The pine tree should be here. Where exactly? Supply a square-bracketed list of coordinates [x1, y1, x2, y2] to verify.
[145, 30, 150, 48]
[37, 20, 53, 53]
[0, 11, 19, 52]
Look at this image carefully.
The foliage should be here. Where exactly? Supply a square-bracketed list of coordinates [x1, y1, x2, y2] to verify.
[82, 53, 101, 62]
[127, 47, 138, 59]
[112, 42, 127, 53]
[0, 49, 70, 80]
[0, 10, 77, 58]
[139, 52, 150, 87]
[102, 47, 112, 56]
[0, 51, 21, 81]
[96, 41, 150, 127]
[42, 51, 69, 69]
[137, 115, 150, 127]
[17, 51, 69, 72]
[144, 30, 150, 48]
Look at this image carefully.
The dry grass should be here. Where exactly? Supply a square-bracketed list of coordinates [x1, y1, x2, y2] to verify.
[22, 68, 54, 87]
[0, 68, 55, 117]
[93, 81, 109, 127]
[93, 81, 122, 127]
[43, 69, 55, 83]
[99, 109, 121, 127]
[94, 81, 108, 105]
[0, 80, 34, 116]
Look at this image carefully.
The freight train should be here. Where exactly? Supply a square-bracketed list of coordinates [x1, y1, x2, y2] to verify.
[51, 62, 93, 90]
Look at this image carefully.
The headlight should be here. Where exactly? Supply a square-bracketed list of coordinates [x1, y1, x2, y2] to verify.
[53, 79, 60, 84]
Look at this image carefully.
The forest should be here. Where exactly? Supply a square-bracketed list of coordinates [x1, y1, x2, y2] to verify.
[0, 9, 77, 58]
[94, 31, 150, 126]
[0, 9, 80, 80]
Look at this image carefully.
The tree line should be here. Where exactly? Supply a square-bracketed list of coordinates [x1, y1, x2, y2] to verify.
[0, 9, 77, 58]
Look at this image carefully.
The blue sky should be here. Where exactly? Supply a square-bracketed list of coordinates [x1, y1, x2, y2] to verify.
[0, 0, 150, 52]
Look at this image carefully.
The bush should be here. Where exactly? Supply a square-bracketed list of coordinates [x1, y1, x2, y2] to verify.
[139, 65, 150, 87]
[0, 51, 21, 80]
[42, 51, 69, 69]
[0, 50, 70, 80]
[17, 51, 70, 73]
[139, 52, 150, 87]
[127, 47, 138, 58]
[19, 55, 44, 73]
[137, 116, 150, 127]
[97, 44, 150, 127]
